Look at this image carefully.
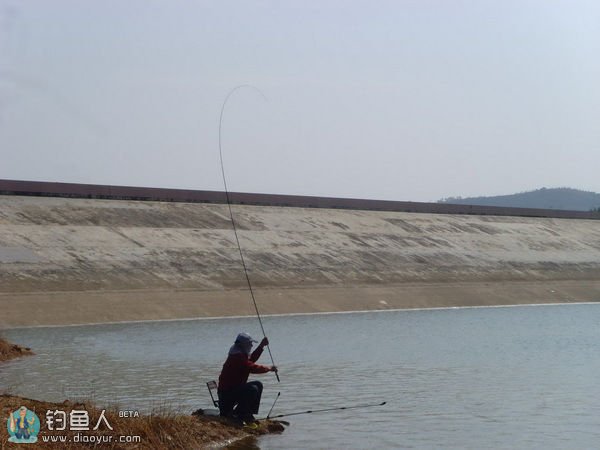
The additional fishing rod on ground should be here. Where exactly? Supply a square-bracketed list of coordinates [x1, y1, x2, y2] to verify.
[218, 85, 280, 383]
[266, 391, 281, 419]
[263, 401, 387, 420]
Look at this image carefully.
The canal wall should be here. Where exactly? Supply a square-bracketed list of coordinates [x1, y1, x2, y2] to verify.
[1, 192, 600, 327]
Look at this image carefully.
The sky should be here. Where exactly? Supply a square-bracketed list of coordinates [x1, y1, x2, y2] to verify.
[1, 1, 599, 202]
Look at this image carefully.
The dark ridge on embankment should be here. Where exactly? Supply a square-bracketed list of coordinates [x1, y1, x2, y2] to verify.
[1, 179, 599, 220]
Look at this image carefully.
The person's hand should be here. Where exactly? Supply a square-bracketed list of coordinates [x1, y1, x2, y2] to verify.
[270, 365, 278, 373]
[259, 337, 269, 348]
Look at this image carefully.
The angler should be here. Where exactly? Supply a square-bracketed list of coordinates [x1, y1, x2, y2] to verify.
[212, 86, 280, 427]
[217, 332, 278, 424]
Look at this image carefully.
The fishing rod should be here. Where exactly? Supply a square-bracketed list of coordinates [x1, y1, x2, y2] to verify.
[218, 85, 280, 383]
[266, 391, 281, 419]
[264, 401, 387, 420]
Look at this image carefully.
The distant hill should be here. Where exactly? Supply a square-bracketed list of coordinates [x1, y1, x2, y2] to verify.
[438, 188, 600, 211]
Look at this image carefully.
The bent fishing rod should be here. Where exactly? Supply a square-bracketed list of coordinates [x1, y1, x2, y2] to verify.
[219, 85, 280, 383]
[263, 401, 387, 420]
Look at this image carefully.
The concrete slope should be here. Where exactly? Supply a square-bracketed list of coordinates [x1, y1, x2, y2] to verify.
[1, 195, 599, 326]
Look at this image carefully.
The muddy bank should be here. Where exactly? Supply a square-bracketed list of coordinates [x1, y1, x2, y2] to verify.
[1, 280, 600, 328]
[0, 394, 284, 449]
[0, 337, 33, 361]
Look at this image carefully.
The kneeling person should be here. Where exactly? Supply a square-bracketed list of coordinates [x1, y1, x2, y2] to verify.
[218, 332, 277, 423]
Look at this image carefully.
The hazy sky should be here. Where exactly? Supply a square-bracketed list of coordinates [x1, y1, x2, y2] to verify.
[1, 1, 599, 202]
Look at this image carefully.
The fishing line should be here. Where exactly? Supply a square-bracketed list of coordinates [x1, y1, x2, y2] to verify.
[218, 85, 280, 383]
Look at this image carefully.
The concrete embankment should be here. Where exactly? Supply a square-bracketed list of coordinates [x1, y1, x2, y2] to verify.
[1, 194, 600, 327]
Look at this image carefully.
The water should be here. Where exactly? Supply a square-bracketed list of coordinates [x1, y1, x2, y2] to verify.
[2, 304, 600, 449]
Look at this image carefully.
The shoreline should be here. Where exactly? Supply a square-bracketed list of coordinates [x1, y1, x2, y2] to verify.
[1, 300, 599, 331]
[0, 393, 284, 449]
[2, 279, 600, 328]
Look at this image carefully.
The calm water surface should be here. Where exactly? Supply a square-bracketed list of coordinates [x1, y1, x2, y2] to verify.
[2, 304, 600, 449]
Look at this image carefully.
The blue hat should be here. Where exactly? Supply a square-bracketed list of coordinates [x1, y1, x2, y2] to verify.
[235, 332, 258, 345]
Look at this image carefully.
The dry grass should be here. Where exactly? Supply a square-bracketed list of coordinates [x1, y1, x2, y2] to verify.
[1, 394, 284, 449]
[0, 337, 34, 362]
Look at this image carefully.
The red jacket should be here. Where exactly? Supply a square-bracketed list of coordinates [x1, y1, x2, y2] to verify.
[218, 346, 270, 391]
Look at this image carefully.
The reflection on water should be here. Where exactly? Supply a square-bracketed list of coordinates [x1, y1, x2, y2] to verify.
[225, 436, 260, 450]
[2, 304, 600, 449]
